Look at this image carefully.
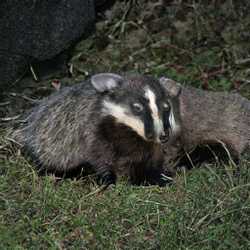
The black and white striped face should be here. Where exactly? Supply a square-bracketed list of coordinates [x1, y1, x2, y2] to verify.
[91, 73, 177, 143]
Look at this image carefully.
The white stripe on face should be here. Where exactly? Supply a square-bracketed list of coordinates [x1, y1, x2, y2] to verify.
[169, 107, 181, 136]
[169, 109, 176, 132]
[144, 88, 164, 139]
[102, 100, 146, 140]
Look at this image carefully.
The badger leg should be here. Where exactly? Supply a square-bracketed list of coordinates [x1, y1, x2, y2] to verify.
[96, 169, 116, 186]
[144, 167, 171, 187]
[130, 163, 170, 186]
[89, 150, 117, 186]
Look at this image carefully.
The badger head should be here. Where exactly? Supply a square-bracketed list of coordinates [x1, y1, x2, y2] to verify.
[91, 73, 181, 143]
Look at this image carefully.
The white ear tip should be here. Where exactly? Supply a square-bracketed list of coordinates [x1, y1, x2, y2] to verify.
[91, 73, 123, 93]
[91, 73, 122, 81]
[159, 76, 170, 81]
[159, 77, 182, 97]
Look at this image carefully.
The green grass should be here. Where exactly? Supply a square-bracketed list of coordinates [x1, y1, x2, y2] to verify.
[0, 152, 249, 249]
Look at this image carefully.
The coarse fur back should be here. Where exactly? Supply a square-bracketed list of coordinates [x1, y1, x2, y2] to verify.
[13, 73, 179, 185]
[159, 77, 250, 173]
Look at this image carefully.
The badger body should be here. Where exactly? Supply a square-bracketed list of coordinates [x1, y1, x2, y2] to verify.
[14, 73, 178, 185]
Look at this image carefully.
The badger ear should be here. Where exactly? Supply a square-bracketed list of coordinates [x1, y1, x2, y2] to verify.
[159, 77, 182, 97]
[91, 73, 123, 93]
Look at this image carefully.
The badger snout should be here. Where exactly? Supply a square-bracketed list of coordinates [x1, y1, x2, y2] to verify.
[146, 132, 154, 141]
[159, 131, 169, 143]
[146, 130, 169, 144]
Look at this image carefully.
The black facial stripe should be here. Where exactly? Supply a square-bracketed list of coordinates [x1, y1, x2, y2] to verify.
[116, 92, 155, 140]
[163, 110, 171, 131]
[143, 104, 155, 139]
[153, 92, 171, 132]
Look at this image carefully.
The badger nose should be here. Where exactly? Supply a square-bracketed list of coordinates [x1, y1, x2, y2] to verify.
[160, 133, 168, 143]
[148, 134, 154, 140]
[147, 133, 154, 141]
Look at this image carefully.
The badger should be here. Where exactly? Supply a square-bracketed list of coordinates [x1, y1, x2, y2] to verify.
[13, 73, 180, 186]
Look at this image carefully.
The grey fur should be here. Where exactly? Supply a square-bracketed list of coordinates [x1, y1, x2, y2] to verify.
[14, 74, 176, 185]
[161, 78, 250, 174]
[91, 73, 123, 92]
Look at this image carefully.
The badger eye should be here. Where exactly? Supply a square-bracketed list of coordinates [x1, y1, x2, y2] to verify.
[132, 103, 143, 113]
[163, 102, 170, 111]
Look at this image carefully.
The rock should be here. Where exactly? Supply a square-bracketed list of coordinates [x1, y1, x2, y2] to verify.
[0, 0, 95, 85]
[0, 53, 28, 89]
[94, 0, 116, 12]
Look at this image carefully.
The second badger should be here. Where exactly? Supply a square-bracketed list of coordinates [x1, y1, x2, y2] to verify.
[14, 73, 180, 185]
